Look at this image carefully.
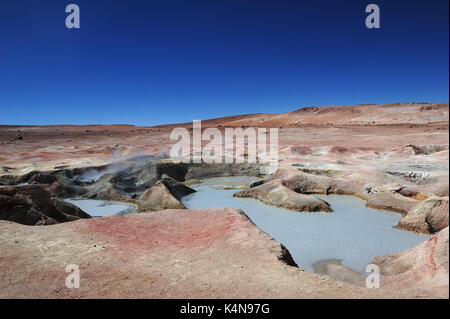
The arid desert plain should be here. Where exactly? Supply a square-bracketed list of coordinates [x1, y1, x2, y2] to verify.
[0, 102, 448, 299]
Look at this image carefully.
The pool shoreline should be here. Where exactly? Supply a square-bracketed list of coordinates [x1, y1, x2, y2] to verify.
[181, 177, 430, 274]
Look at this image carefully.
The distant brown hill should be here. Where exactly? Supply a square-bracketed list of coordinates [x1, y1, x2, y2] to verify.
[157, 103, 449, 128]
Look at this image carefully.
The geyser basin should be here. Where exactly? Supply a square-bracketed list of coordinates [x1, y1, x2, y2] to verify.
[65, 199, 137, 217]
[182, 179, 429, 273]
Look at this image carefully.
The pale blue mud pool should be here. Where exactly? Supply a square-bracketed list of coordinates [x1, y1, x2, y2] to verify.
[182, 179, 429, 273]
[65, 199, 137, 217]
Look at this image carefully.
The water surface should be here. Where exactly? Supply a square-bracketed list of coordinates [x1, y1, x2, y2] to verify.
[182, 181, 429, 273]
[65, 199, 137, 217]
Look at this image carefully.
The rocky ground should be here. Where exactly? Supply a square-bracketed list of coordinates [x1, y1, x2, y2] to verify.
[0, 103, 448, 298]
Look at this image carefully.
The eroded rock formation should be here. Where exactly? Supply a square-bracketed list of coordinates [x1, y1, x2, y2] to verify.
[397, 197, 449, 234]
[373, 227, 449, 298]
[139, 175, 195, 211]
[0, 185, 90, 225]
[233, 180, 332, 212]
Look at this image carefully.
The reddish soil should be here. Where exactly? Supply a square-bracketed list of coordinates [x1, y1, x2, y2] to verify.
[0, 209, 420, 299]
[0, 102, 448, 298]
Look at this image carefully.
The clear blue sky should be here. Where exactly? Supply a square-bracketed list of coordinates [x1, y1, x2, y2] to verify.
[0, 0, 448, 125]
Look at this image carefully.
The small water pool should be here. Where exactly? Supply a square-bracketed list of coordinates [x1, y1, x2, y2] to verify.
[65, 199, 137, 217]
[181, 178, 429, 273]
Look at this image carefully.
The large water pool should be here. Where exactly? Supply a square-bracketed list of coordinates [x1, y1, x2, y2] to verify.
[181, 178, 429, 273]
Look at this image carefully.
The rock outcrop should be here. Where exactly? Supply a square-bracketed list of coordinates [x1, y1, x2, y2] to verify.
[233, 181, 332, 212]
[401, 144, 449, 156]
[396, 197, 449, 234]
[0, 185, 90, 225]
[75, 161, 259, 203]
[159, 174, 196, 199]
[139, 181, 186, 211]
[362, 189, 420, 214]
[139, 175, 195, 211]
[373, 227, 449, 298]
[290, 174, 333, 194]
